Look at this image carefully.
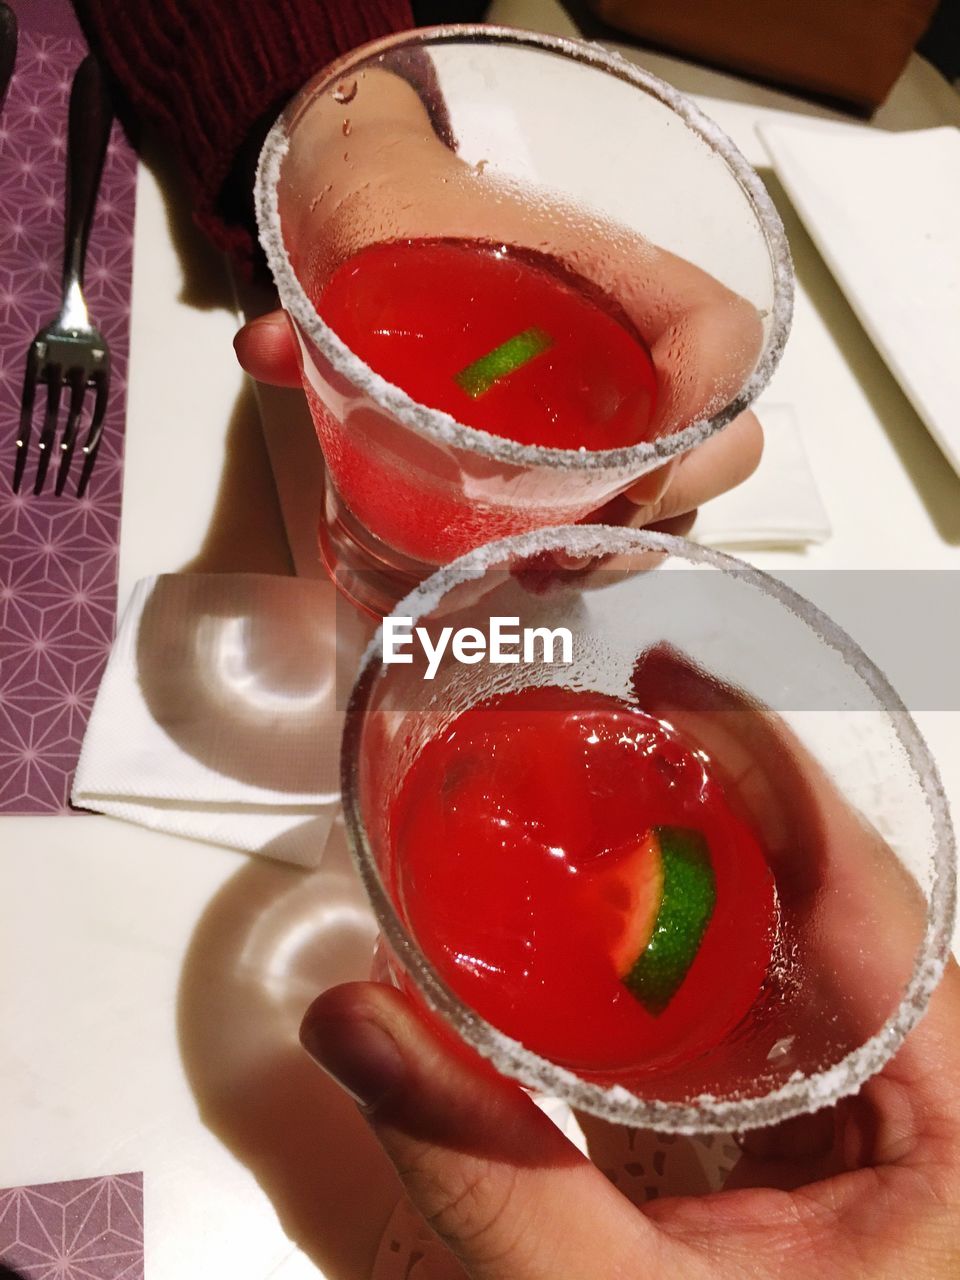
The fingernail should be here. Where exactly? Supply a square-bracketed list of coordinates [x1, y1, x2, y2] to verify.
[553, 552, 596, 571]
[300, 1004, 405, 1111]
[234, 314, 284, 350]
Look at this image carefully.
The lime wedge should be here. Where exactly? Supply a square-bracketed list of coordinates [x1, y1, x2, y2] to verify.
[621, 827, 716, 1014]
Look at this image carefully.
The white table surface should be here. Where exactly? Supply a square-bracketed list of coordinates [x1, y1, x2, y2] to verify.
[3, 1, 960, 1275]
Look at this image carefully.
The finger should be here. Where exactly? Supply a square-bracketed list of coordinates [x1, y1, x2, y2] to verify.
[622, 409, 763, 526]
[301, 982, 664, 1280]
[725, 1110, 842, 1192]
[642, 510, 697, 538]
[650, 298, 763, 434]
[537, 413, 757, 586]
[726, 976, 960, 1198]
[847, 960, 960, 1160]
[234, 310, 303, 387]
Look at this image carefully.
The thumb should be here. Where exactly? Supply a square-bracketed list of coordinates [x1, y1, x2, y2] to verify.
[300, 982, 660, 1280]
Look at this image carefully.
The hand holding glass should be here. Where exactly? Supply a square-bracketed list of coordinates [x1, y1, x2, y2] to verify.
[257, 27, 792, 614]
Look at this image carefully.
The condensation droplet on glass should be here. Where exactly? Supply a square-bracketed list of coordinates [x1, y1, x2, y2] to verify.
[766, 1035, 795, 1061]
[342, 118, 352, 137]
[475, 158, 489, 175]
[343, 152, 349, 162]
[332, 79, 357, 104]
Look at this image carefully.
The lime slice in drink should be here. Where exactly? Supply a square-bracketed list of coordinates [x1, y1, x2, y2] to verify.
[608, 827, 716, 1014]
[455, 326, 553, 398]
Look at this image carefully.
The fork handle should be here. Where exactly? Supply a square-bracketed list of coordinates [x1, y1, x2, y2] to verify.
[62, 55, 113, 297]
[0, 3, 18, 109]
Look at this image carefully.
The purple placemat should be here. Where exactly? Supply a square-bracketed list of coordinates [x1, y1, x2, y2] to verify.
[0, 1, 136, 813]
[0, 1172, 144, 1279]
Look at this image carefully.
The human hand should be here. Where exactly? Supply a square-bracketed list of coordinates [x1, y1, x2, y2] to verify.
[299, 649, 959, 1280]
[299, 966, 960, 1280]
[237, 67, 766, 536]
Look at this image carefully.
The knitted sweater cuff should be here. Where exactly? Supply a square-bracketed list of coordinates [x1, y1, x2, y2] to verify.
[73, 0, 415, 264]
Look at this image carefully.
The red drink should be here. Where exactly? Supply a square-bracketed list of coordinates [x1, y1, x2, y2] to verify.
[390, 686, 778, 1076]
[317, 238, 658, 450]
[305, 239, 660, 569]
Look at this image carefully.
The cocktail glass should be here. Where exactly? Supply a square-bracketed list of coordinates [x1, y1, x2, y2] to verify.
[340, 527, 955, 1132]
[256, 26, 793, 617]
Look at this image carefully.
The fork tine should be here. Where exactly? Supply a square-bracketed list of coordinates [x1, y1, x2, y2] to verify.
[54, 369, 87, 496]
[32, 369, 64, 495]
[75, 367, 109, 497]
[12, 346, 40, 493]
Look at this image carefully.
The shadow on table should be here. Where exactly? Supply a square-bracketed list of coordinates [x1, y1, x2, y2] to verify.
[135, 138, 296, 581]
[132, 569, 365, 796]
[177, 821, 405, 1280]
[138, 137, 240, 314]
[759, 167, 960, 547]
[179, 380, 294, 579]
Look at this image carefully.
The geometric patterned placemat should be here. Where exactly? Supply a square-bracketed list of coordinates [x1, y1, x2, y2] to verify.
[0, 1172, 144, 1279]
[0, 1, 137, 813]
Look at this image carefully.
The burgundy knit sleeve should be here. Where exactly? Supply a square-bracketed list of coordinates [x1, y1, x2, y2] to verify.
[71, 0, 416, 264]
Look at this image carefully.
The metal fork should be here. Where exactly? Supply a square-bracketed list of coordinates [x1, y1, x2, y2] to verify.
[0, 3, 17, 109]
[13, 54, 113, 497]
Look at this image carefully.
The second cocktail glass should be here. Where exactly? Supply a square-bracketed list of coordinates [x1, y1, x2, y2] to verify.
[341, 528, 955, 1132]
[257, 25, 793, 615]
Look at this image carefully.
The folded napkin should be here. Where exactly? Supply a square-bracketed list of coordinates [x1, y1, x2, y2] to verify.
[758, 122, 960, 480]
[72, 574, 369, 867]
[692, 403, 831, 548]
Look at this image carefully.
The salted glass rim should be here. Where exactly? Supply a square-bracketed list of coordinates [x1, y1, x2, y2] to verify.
[340, 526, 956, 1133]
[255, 24, 794, 474]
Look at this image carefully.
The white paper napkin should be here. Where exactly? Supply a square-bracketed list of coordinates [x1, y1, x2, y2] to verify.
[72, 573, 367, 866]
[758, 122, 960, 480]
[692, 403, 831, 548]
